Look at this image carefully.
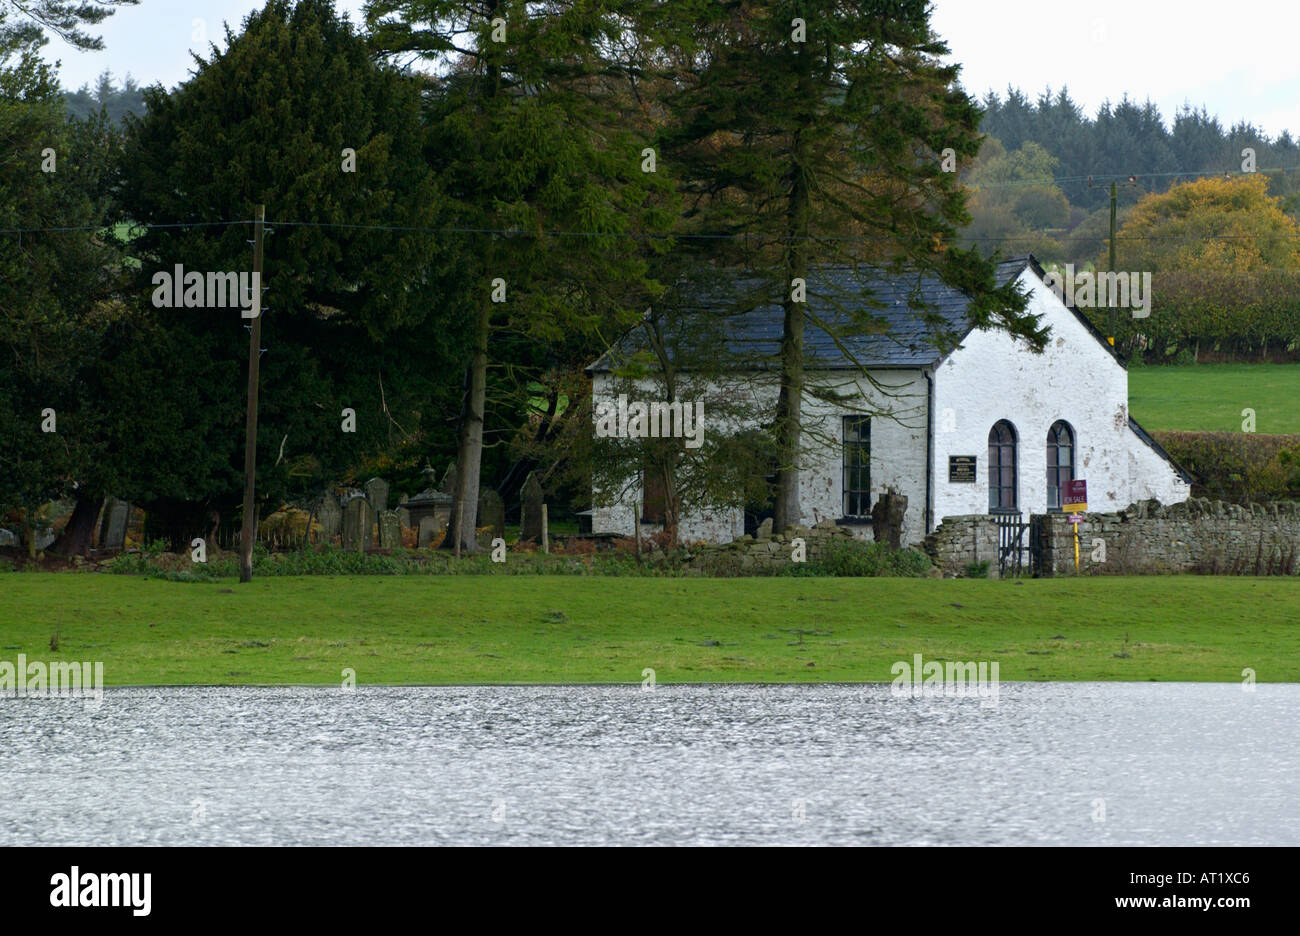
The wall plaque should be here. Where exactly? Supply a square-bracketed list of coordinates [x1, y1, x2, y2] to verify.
[948, 455, 977, 483]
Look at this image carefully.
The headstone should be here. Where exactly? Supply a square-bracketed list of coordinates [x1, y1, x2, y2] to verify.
[478, 488, 505, 540]
[316, 493, 342, 542]
[871, 488, 908, 550]
[342, 496, 373, 552]
[756, 517, 773, 540]
[521, 472, 544, 542]
[100, 498, 130, 550]
[0, 528, 16, 547]
[35, 528, 55, 551]
[439, 460, 457, 495]
[418, 516, 439, 548]
[379, 510, 402, 550]
[364, 477, 390, 515]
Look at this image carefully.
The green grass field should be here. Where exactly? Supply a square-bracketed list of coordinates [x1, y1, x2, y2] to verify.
[2, 574, 1296, 685]
[1128, 363, 1300, 433]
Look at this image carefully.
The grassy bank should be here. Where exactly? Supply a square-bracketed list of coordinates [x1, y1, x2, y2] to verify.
[1128, 363, 1300, 433]
[1, 574, 1296, 684]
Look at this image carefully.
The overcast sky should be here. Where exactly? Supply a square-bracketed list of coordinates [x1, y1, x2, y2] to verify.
[42, 0, 1300, 139]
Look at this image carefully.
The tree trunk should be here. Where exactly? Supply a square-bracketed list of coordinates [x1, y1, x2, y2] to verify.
[773, 123, 811, 533]
[52, 494, 103, 557]
[444, 301, 491, 553]
[641, 316, 682, 547]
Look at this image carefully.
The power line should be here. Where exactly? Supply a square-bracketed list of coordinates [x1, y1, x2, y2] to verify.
[967, 164, 1300, 190]
[6, 215, 1300, 244]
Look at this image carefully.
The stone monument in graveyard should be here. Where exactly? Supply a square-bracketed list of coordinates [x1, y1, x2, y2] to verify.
[521, 473, 544, 542]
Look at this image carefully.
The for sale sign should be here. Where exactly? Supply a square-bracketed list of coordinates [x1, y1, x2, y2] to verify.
[1063, 479, 1087, 513]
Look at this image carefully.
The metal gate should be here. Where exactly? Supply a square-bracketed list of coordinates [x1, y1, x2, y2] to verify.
[995, 513, 1037, 577]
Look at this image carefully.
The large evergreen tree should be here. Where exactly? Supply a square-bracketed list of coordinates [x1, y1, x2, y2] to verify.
[117, 0, 467, 546]
[366, 0, 674, 551]
[646, 0, 1042, 530]
[0, 9, 127, 555]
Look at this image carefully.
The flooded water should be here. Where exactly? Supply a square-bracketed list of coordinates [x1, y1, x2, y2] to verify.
[1, 683, 1295, 846]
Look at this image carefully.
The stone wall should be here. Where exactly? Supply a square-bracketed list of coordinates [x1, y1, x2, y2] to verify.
[685, 519, 857, 574]
[922, 515, 1001, 578]
[1036, 498, 1300, 576]
[923, 499, 1300, 577]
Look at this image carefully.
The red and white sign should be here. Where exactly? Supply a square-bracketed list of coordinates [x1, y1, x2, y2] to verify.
[1063, 479, 1088, 513]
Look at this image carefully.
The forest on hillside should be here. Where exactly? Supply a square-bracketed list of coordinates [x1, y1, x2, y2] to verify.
[69, 73, 1300, 271]
[968, 88, 1300, 266]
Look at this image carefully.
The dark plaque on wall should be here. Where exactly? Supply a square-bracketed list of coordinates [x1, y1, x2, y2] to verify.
[948, 455, 977, 483]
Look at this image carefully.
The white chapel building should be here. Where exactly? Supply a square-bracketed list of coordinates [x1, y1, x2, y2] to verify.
[588, 256, 1190, 546]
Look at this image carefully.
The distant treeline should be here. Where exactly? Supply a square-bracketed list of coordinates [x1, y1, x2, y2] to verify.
[63, 70, 144, 124]
[980, 87, 1300, 214]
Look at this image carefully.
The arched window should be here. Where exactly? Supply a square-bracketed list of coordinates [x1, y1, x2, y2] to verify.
[988, 420, 1018, 512]
[1047, 421, 1075, 510]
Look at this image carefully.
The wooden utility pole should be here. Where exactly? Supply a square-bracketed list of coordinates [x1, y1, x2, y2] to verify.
[239, 205, 266, 583]
[1107, 181, 1118, 348]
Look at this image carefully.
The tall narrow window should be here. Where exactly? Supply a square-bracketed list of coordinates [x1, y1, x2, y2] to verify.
[1047, 421, 1075, 510]
[842, 416, 871, 517]
[988, 420, 1018, 512]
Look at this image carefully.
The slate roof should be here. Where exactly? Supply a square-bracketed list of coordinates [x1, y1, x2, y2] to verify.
[588, 256, 1035, 373]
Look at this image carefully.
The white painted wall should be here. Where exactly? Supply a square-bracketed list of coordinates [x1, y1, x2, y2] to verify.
[590, 369, 931, 545]
[796, 370, 930, 544]
[930, 270, 1189, 523]
[591, 267, 1190, 546]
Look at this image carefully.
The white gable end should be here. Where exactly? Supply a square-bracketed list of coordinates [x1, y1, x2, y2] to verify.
[931, 269, 1189, 521]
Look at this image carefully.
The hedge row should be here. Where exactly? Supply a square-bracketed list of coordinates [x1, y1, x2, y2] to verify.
[1152, 431, 1300, 502]
[1082, 271, 1300, 359]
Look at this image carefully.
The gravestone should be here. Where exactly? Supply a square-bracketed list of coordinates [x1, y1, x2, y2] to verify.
[316, 493, 342, 543]
[439, 460, 457, 494]
[100, 498, 130, 550]
[378, 510, 402, 550]
[397, 494, 411, 530]
[365, 477, 390, 515]
[342, 496, 373, 552]
[418, 516, 439, 548]
[871, 488, 908, 550]
[0, 528, 15, 547]
[521, 472, 544, 542]
[478, 488, 505, 540]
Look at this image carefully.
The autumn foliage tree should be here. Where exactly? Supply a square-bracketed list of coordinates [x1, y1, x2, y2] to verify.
[1112, 175, 1300, 273]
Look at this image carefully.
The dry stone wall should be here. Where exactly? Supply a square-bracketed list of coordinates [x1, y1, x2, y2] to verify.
[686, 520, 857, 574]
[923, 499, 1300, 577]
[1036, 498, 1300, 576]
[922, 515, 1001, 578]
